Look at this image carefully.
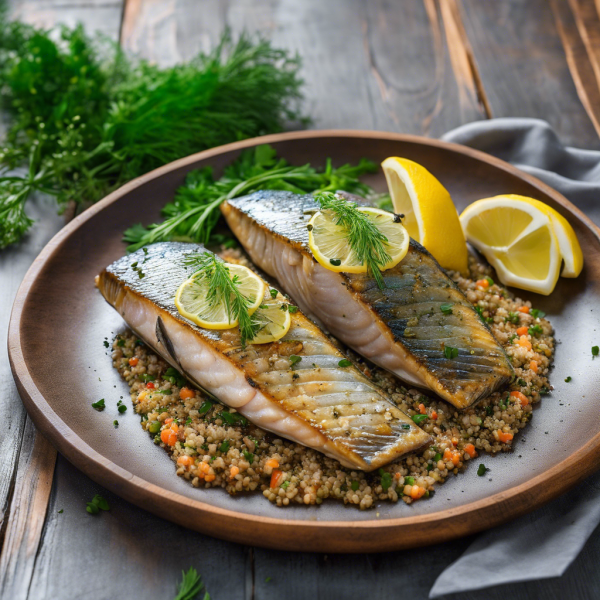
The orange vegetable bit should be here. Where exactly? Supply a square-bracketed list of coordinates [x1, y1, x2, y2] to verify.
[128, 357, 139, 367]
[517, 336, 532, 350]
[431, 411, 438, 420]
[177, 455, 194, 467]
[164, 417, 173, 425]
[179, 387, 195, 400]
[443, 448, 452, 461]
[410, 485, 426, 499]
[146, 382, 155, 389]
[510, 390, 529, 406]
[161, 429, 177, 446]
[198, 462, 211, 476]
[418, 403, 426, 414]
[516, 326, 529, 336]
[497, 431, 514, 443]
[529, 360, 539, 373]
[475, 279, 489, 289]
[229, 465, 240, 479]
[464, 443, 477, 458]
[205, 474, 216, 482]
[270, 469, 284, 488]
[518, 306, 530, 314]
[265, 458, 279, 469]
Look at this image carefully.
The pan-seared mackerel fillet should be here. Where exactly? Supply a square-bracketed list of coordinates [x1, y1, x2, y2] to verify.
[221, 191, 514, 409]
[97, 242, 431, 471]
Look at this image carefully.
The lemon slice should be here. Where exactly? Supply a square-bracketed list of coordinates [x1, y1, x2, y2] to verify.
[381, 156, 468, 275]
[175, 263, 266, 329]
[460, 196, 562, 295]
[249, 290, 292, 344]
[498, 194, 583, 278]
[308, 206, 409, 274]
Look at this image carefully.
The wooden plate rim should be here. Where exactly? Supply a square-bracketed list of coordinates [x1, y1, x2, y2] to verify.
[8, 129, 600, 553]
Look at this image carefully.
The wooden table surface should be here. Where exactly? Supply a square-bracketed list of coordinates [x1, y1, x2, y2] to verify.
[2, 1, 600, 599]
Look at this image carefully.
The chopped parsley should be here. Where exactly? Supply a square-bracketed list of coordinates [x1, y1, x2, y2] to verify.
[86, 494, 110, 515]
[243, 449, 254, 464]
[593, 346, 599, 356]
[565, 376, 572, 383]
[412, 414, 428, 425]
[113, 420, 118, 428]
[477, 464, 489, 477]
[289, 355, 302, 367]
[401, 423, 411, 430]
[269, 288, 278, 299]
[440, 303, 453, 315]
[118, 404, 127, 414]
[164, 367, 186, 387]
[329, 258, 341, 266]
[219, 411, 248, 427]
[91, 399, 105, 411]
[58, 509, 63, 514]
[404, 476, 415, 486]
[103, 340, 109, 348]
[281, 481, 290, 489]
[140, 373, 156, 383]
[506, 311, 520, 324]
[379, 469, 392, 491]
[485, 276, 494, 286]
[530, 308, 546, 319]
[444, 346, 459, 359]
[219, 440, 230, 453]
[116, 338, 126, 347]
[198, 400, 213, 416]
[351, 480, 359, 491]
[287, 305, 298, 314]
[338, 359, 352, 367]
[528, 324, 543, 337]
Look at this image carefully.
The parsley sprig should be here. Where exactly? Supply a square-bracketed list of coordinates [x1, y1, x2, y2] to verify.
[314, 191, 392, 289]
[174, 568, 210, 600]
[184, 252, 260, 346]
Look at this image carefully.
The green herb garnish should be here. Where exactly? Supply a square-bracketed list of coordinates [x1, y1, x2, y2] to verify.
[113, 420, 118, 428]
[118, 404, 127, 414]
[148, 421, 161, 434]
[338, 359, 352, 367]
[164, 367, 186, 388]
[289, 355, 302, 367]
[287, 305, 298, 314]
[330, 259, 341, 266]
[530, 309, 546, 319]
[506, 312, 520, 324]
[565, 376, 572, 382]
[103, 340, 109, 348]
[174, 568, 209, 600]
[351, 480, 359, 491]
[379, 469, 392, 491]
[477, 464, 489, 477]
[116, 339, 126, 347]
[198, 401, 213, 416]
[485, 276, 494, 286]
[243, 450, 254, 464]
[219, 440, 230, 453]
[184, 252, 260, 346]
[86, 494, 109, 515]
[528, 324, 543, 337]
[313, 191, 392, 289]
[440, 303, 453, 315]
[444, 346, 459, 359]
[140, 374, 156, 383]
[91, 399, 105, 411]
[593, 346, 599, 356]
[404, 476, 415, 486]
[269, 288, 278, 299]
[412, 414, 428, 425]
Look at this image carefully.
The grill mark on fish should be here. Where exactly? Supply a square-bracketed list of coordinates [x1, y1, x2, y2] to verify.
[221, 191, 514, 409]
[97, 242, 431, 470]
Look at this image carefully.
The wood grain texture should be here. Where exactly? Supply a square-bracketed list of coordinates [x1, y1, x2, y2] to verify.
[120, 0, 487, 136]
[0, 420, 56, 600]
[459, 0, 600, 148]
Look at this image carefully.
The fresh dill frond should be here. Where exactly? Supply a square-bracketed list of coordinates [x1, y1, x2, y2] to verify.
[314, 191, 392, 289]
[183, 252, 260, 346]
[173, 567, 210, 600]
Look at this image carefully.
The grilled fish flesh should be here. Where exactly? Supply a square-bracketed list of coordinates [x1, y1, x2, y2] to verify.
[221, 191, 514, 409]
[97, 242, 431, 471]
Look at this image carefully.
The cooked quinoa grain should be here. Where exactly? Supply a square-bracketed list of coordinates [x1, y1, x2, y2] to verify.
[111, 255, 554, 510]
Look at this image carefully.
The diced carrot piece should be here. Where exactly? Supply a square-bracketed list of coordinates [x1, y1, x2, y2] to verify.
[529, 360, 538, 373]
[497, 431, 514, 443]
[170, 422, 179, 432]
[410, 485, 426, 499]
[137, 390, 147, 402]
[265, 458, 279, 469]
[451, 452, 460, 466]
[516, 326, 528, 336]
[270, 469, 284, 488]
[177, 455, 193, 467]
[452, 437, 458, 446]
[205, 474, 216, 482]
[128, 357, 138, 366]
[164, 417, 173, 425]
[443, 448, 452, 461]
[229, 465, 240, 479]
[510, 390, 529, 406]
[518, 336, 532, 350]
[161, 429, 177, 446]
[418, 403, 426, 414]
[198, 462, 211, 476]
[146, 382, 155, 389]
[179, 387, 195, 400]
[464, 443, 477, 458]
[518, 306, 530, 314]
[431, 411, 438, 420]
[475, 279, 489, 289]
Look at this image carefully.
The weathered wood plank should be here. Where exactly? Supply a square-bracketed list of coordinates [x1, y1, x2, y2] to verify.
[0, 420, 56, 600]
[459, 0, 600, 148]
[27, 458, 249, 600]
[120, 0, 487, 136]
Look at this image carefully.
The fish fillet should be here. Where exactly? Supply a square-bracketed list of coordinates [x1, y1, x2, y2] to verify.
[221, 191, 514, 409]
[97, 242, 431, 471]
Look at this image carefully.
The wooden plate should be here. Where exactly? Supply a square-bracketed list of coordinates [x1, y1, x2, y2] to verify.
[9, 131, 600, 553]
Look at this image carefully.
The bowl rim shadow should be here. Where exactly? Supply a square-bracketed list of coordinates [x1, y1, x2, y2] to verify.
[8, 129, 600, 553]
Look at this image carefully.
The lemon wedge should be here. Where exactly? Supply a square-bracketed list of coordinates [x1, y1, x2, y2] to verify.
[175, 263, 265, 329]
[249, 290, 292, 344]
[459, 196, 563, 295]
[308, 206, 409, 274]
[381, 156, 468, 275]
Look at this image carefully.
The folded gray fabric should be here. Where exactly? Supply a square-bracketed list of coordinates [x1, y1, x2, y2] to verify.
[429, 118, 600, 598]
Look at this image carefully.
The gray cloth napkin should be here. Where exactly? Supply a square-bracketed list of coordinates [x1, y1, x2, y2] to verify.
[427, 118, 600, 598]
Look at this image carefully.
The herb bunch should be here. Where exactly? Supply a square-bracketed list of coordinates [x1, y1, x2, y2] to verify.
[184, 252, 260, 346]
[315, 191, 392, 289]
[124, 143, 379, 251]
[0, 16, 306, 248]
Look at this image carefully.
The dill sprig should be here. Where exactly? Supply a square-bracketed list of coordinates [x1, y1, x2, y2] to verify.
[314, 191, 392, 289]
[124, 144, 378, 252]
[183, 252, 260, 346]
[173, 568, 210, 600]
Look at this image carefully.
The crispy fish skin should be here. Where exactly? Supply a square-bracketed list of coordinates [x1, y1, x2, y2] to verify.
[97, 242, 431, 471]
[221, 191, 514, 409]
